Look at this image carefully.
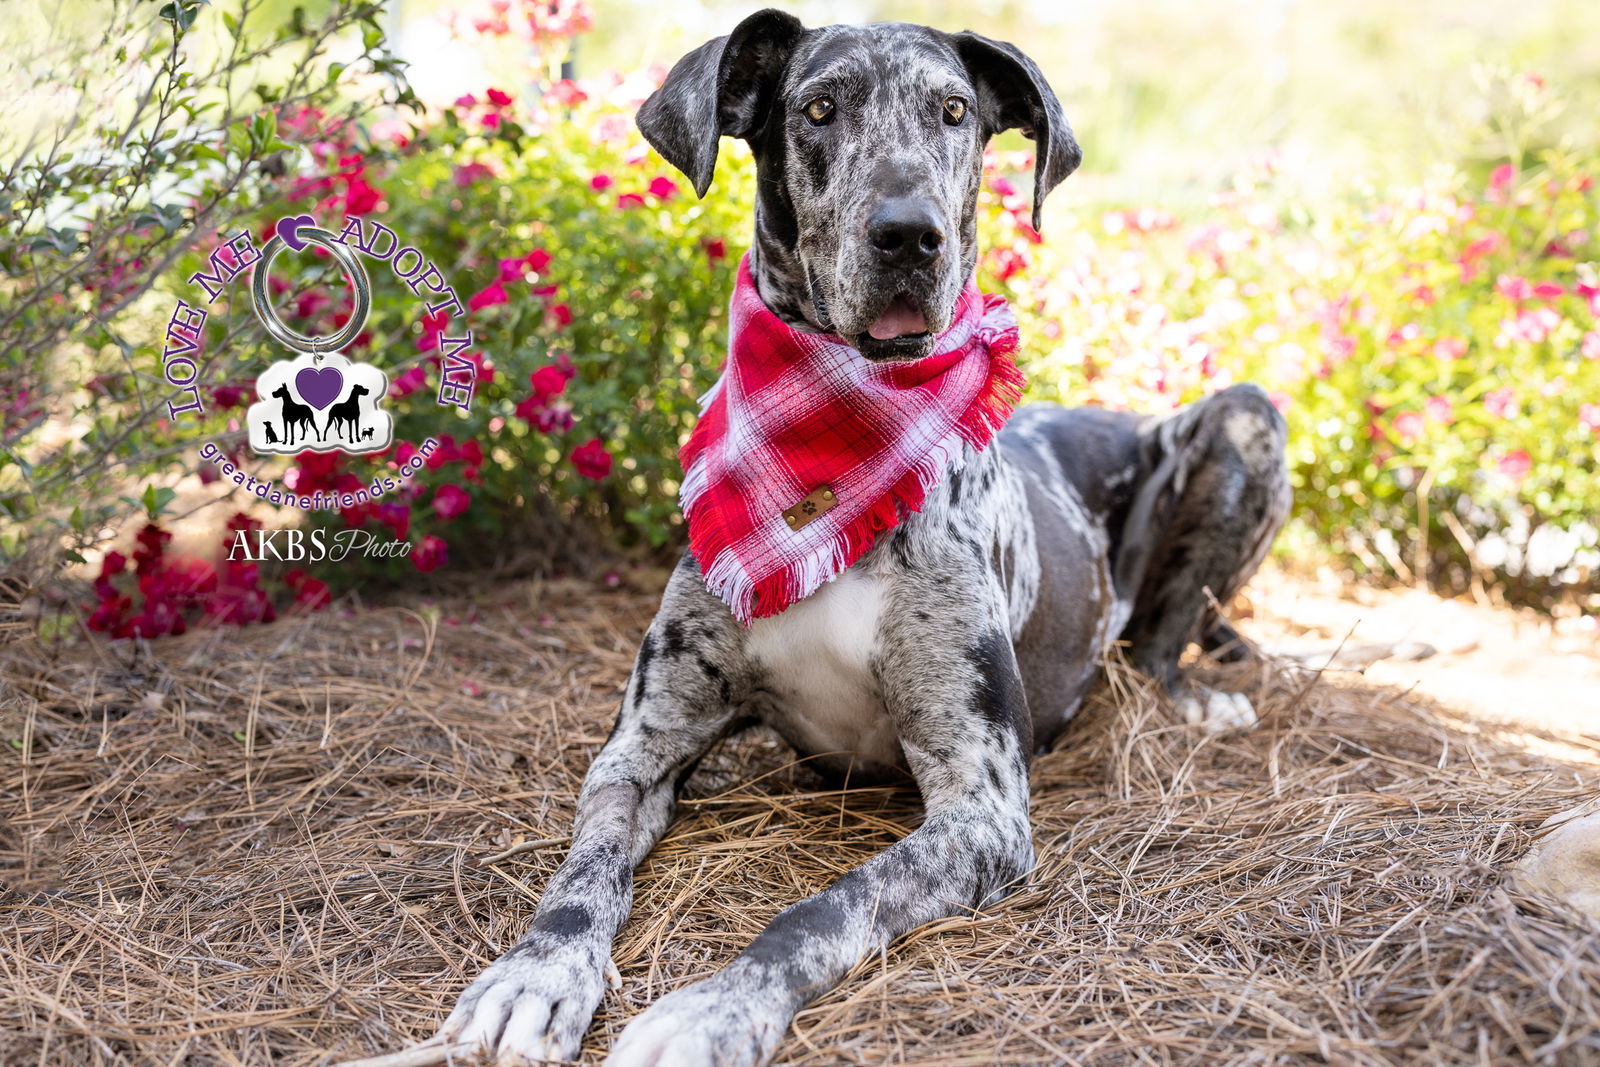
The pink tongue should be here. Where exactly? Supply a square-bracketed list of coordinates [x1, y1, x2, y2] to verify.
[867, 298, 928, 340]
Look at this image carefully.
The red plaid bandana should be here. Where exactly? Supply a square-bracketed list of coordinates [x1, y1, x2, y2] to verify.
[680, 255, 1024, 624]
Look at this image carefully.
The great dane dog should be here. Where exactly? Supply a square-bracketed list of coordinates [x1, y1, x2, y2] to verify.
[435, 11, 1289, 1065]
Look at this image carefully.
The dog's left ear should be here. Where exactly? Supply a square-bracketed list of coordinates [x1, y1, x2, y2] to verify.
[952, 32, 1082, 232]
[637, 9, 806, 197]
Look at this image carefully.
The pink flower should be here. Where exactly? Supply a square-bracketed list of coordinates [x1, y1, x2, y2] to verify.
[464, 351, 495, 384]
[468, 281, 509, 311]
[1393, 411, 1424, 443]
[453, 162, 495, 186]
[414, 535, 448, 572]
[481, 112, 501, 130]
[375, 503, 411, 540]
[704, 238, 727, 262]
[535, 402, 574, 433]
[1501, 307, 1562, 345]
[548, 79, 588, 107]
[513, 394, 545, 423]
[485, 87, 514, 107]
[1579, 403, 1600, 435]
[1533, 281, 1565, 300]
[1495, 450, 1532, 482]
[389, 366, 427, 398]
[1387, 322, 1421, 348]
[1495, 274, 1533, 302]
[1483, 387, 1518, 419]
[501, 248, 551, 281]
[1424, 396, 1454, 425]
[460, 439, 485, 481]
[426, 434, 459, 469]
[1583, 331, 1600, 360]
[590, 173, 615, 192]
[499, 256, 530, 283]
[1489, 163, 1515, 196]
[550, 303, 573, 328]
[617, 193, 646, 209]
[453, 94, 479, 109]
[648, 176, 680, 199]
[1433, 337, 1467, 360]
[1461, 233, 1502, 261]
[345, 176, 382, 214]
[432, 483, 471, 520]
[571, 437, 613, 480]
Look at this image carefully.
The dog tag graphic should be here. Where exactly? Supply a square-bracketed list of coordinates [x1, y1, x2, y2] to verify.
[244, 217, 393, 456]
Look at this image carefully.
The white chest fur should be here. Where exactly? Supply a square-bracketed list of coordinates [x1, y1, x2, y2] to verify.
[743, 568, 904, 775]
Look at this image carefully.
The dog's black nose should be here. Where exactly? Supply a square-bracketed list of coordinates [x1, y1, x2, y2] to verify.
[867, 199, 945, 267]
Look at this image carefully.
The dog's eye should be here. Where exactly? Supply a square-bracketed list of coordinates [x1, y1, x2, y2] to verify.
[803, 97, 835, 126]
[943, 96, 967, 126]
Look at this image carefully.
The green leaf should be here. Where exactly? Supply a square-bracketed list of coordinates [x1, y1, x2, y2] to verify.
[139, 485, 177, 520]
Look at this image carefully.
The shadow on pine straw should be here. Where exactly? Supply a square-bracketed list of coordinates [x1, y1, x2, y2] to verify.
[2, 578, 1597, 1065]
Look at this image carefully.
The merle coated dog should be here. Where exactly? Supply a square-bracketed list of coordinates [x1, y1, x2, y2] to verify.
[435, 11, 1288, 1065]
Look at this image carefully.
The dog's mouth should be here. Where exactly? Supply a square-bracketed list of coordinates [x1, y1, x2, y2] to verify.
[866, 293, 928, 341]
[856, 292, 933, 362]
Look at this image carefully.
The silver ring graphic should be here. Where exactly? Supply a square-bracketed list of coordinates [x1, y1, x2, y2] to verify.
[249, 226, 372, 354]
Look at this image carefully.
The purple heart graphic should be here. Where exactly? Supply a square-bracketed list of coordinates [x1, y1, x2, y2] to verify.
[295, 366, 344, 410]
[276, 214, 316, 252]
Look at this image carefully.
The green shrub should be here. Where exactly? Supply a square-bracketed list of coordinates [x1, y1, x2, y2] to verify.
[979, 76, 1599, 605]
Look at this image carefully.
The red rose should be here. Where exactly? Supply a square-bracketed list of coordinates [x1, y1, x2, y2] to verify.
[432, 483, 471, 520]
[530, 365, 568, 401]
[468, 281, 509, 311]
[414, 535, 448, 572]
[570, 437, 613, 481]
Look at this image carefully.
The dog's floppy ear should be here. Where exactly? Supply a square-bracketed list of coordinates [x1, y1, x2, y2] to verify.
[952, 32, 1081, 232]
[637, 9, 805, 198]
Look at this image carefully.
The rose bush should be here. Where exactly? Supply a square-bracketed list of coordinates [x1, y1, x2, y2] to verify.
[155, 40, 754, 588]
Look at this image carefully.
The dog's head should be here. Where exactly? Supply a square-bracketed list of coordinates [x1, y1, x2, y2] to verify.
[638, 11, 1080, 362]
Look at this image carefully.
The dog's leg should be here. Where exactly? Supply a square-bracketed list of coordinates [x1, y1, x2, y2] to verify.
[606, 587, 1033, 1067]
[437, 562, 748, 1063]
[1117, 383, 1290, 730]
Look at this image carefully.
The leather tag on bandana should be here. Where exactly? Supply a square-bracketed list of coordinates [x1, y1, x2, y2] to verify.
[782, 485, 837, 532]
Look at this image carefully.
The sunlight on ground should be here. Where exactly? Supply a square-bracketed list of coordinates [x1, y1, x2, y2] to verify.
[1248, 564, 1600, 766]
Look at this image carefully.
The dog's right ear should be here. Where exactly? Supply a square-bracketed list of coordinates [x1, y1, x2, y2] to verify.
[637, 9, 805, 198]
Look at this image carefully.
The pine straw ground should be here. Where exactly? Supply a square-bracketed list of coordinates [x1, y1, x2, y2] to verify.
[2, 578, 1599, 1067]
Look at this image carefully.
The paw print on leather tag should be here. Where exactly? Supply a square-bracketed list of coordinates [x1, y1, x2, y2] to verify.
[782, 485, 837, 531]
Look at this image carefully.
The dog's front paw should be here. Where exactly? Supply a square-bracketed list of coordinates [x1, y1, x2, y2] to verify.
[1177, 686, 1258, 734]
[605, 979, 788, 1067]
[438, 936, 609, 1064]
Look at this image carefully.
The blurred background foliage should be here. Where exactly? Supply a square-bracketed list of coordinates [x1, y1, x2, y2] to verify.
[2, 0, 1597, 639]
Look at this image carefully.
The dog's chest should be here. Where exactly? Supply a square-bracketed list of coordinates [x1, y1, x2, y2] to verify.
[743, 569, 904, 776]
